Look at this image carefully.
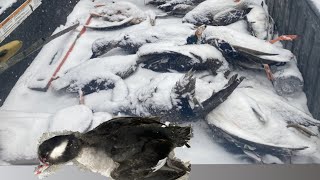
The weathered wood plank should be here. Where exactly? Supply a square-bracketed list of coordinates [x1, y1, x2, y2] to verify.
[266, 0, 320, 119]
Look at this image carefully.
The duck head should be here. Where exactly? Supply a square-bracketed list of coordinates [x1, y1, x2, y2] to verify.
[35, 134, 82, 174]
[186, 25, 207, 44]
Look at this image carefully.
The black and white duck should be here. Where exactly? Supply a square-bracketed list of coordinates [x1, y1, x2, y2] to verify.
[35, 116, 192, 180]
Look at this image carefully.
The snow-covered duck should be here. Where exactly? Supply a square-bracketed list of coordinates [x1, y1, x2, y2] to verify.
[244, 1, 274, 40]
[90, 24, 229, 75]
[125, 71, 244, 122]
[136, 42, 229, 74]
[51, 58, 243, 118]
[182, 0, 253, 26]
[187, 25, 294, 80]
[206, 87, 320, 163]
[35, 116, 192, 179]
[51, 55, 137, 96]
[145, 0, 206, 17]
[187, 25, 302, 96]
[90, 22, 194, 58]
[182, 0, 277, 41]
[87, 1, 157, 29]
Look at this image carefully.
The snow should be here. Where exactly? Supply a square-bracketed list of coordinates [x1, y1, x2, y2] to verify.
[0, 0, 319, 167]
[312, 0, 320, 11]
[0, 111, 51, 161]
[0, 0, 17, 15]
[48, 105, 93, 132]
[90, 112, 113, 130]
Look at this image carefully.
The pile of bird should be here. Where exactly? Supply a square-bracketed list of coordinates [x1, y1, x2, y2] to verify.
[35, 0, 320, 179]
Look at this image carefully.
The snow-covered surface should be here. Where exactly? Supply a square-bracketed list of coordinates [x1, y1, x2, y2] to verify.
[48, 105, 93, 132]
[0, 0, 319, 166]
[0, 111, 51, 162]
[0, 0, 17, 14]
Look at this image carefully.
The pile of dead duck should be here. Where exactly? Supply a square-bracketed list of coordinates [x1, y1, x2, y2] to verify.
[39, 0, 319, 164]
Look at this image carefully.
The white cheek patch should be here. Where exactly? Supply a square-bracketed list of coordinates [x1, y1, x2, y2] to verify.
[50, 141, 68, 159]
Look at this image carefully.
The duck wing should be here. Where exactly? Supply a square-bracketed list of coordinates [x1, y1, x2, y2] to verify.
[213, 8, 250, 26]
[232, 45, 281, 64]
[194, 74, 245, 117]
[210, 125, 308, 157]
[85, 117, 191, 163]
[85, 116, 165, 136]
[138, 51, 195, 72]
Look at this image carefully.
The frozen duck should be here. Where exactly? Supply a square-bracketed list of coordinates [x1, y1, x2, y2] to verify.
[51, 55, 137, 96]
[136, 42, 229, 74]
[182, 0, 277, 40]
[187, 25, 294, 80]
[87, 1, 156, 29]
[182, 0, 254, 26]
[146, 0, 206, 17]
[35, 116, 192, 180]
[183, 0, 292, 41]
[207, 87, 320, 163]
[91, 23, 194, 58]
[245, 1, 275, 40]
[127, 71, 244, 122]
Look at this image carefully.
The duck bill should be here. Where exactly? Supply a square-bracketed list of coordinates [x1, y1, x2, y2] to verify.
[34, 163, 50, 175]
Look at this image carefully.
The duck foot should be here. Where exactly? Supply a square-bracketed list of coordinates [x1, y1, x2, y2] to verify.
[263, 64, 274, 82]
[286, 123, 318, 137]
[195, 25, 207, 44]
[90, 12, 104, 17]
[269, 35, 298, 44]
[94, 4, 106, 8]
[78, 89, 85, 105]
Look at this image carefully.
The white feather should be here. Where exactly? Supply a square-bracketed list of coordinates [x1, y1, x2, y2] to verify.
[49, 141, 68, 159]
[74, 147, 119, 177]
[152, 157, 167, 172]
